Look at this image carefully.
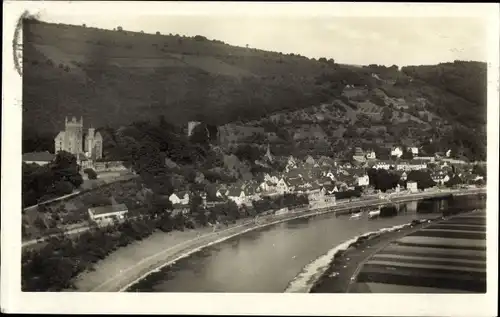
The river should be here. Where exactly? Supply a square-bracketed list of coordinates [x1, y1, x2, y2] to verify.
[127, 194, 486, 293]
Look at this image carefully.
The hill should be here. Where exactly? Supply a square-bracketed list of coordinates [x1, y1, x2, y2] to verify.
[22, 19, 487, 161]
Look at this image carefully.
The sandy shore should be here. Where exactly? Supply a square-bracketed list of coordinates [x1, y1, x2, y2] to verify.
[71, 188, 485, 292]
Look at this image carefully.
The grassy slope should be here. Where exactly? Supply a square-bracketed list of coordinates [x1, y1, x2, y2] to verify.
[23, 20, 486, 160]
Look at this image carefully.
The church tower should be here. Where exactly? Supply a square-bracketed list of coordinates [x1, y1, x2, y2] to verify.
[265, 143, 273, 163]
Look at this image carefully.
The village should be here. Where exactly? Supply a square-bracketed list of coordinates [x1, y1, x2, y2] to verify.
[21, 117, 486, 228]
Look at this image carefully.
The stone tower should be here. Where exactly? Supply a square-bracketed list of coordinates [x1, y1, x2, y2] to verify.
[86, 127, 95, 158]
[62, 116, 84, 155]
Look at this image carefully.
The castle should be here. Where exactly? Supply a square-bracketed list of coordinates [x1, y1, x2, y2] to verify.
[54, 117, 103, 160]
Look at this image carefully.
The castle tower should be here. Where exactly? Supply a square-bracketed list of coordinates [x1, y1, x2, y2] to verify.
[87, 127, 95, 158]
[64, 116, 84, 155]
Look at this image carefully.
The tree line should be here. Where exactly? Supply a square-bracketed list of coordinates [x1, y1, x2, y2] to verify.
[22, 151, 83, 207]
[21, 192, 309, 291]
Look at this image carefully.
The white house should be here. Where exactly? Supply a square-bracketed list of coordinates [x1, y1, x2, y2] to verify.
[407, 181, 418, 193]
[215, 188, 227, 199]
[373, 161, 391, 170]
[259, 181, 272, 192]
[276, 178, 290, 194]
[416, 156, 435, 162]
[264, 173, 280, 184]
[400, 172, 408, 181]
[227, 187, 246, 206]
[409, 147, 419, 155]
[169, 191, 190, 205]
[391, 147, 403, 158]
[88, 204, 128, 222]
[22, 151, 56, 166]
[432, 174, 450, 185]
[323, 171, 336, 181]
[357, 175, 370, 186]
[366, 151, 376, 160]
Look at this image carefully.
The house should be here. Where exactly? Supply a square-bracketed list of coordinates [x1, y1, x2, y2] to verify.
[22, 151, 55, 166]
[406, 181, 418, 193]
[432, 173, 450, 185]
[396, 161, 427, 171]
[88, 203, 128, 222]
[416, 156, 435, 162]
[170, 205, 191, 216]
[264, 173, 280, 184]
[373, 161, 391, 170]
[276, 178, 290, 194]
[259, 181, 275, 193]
[442, 158, 468, 165]
[409, 147, 419, 155]
[400, 171, 408, 181]
[227, 186, 247, 206]
[215, 188, 228, 199]
[323, 170, 336, 181]
[391, 147, 403, 158]
[366, 150, 376, 160]
[169, 191, 190, 205]
[305, 155, 316, 165]
[357, 175, 370, 186]
[285, 156, 297, 171]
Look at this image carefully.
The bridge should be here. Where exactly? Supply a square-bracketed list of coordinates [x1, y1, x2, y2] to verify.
[348, 209, 486, 293]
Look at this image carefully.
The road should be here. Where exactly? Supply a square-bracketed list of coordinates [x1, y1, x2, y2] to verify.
[22, 187, 485, 250]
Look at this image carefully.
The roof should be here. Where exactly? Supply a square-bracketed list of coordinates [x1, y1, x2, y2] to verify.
[173, 191, 188, 198]
[22, 151, 55, 162]
[55, 131, 64, 140]
[89, 204, 128, 215]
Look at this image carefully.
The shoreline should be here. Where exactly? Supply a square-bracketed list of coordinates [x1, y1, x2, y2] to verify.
[284, 218, 435, 293]
[309, 208, 485, 293]
[71, 188, 485, 292]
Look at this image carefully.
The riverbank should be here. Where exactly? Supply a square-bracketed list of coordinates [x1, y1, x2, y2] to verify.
[310, 208, 486, 293]
[307, 219, 435, 293]
[71, 188, 485, 292]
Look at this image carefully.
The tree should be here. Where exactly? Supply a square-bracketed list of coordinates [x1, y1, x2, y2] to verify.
[401, 149, 413, 160]
[472, 164, 486, 177]
[445, 174, 462, 188]
[84, 168, 98, 180]
[53, 181, 74, 195]
[367, 168, 400, 192]
[407, 170, 436, 190]
[117, 26, 123, 31]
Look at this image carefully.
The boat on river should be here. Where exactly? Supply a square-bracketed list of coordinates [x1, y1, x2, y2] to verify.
[368, 208, 381, 219]
[349, 211, 363, 219]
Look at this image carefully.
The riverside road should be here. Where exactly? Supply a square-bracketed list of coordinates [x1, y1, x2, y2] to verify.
[22, 187, 484, 251]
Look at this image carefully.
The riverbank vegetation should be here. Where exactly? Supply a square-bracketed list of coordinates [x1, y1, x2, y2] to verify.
[21, 192, 308, 291]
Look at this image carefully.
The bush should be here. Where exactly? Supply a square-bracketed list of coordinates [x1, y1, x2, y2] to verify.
[54, 181, 74, 195]
[84, 168, 98, 180]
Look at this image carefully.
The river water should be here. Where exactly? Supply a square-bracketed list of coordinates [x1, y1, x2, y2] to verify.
[128, 194, 486, 293]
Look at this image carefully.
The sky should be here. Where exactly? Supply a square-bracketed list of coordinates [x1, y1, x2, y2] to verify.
[33, 3, 490, 67]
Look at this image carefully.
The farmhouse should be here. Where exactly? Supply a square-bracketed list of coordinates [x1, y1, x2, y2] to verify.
[88, 203, 128, 222]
